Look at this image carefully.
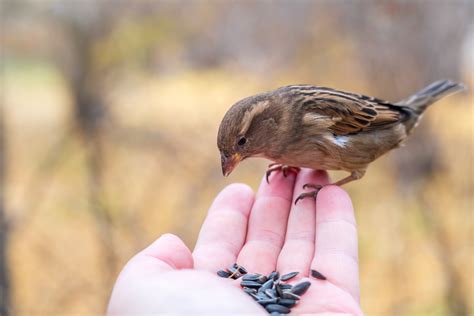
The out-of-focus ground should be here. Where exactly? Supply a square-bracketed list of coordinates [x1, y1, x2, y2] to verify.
[1, 1, 473, 315]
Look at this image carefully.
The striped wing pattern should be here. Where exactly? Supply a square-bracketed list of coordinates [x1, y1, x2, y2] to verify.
[281, 85, 406, 135]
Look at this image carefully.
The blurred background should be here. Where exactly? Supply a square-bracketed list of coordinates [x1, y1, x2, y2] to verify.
[1, 0, 473, 315]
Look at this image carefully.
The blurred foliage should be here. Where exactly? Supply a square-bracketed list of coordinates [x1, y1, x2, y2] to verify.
[1, 0, 473, 315]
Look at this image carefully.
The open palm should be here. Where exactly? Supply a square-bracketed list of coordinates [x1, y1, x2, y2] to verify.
[108, 169, 363, 315]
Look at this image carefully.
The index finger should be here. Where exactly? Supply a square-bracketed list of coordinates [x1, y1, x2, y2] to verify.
[236, 171, 296, 274]
[193, 183, 255, 272]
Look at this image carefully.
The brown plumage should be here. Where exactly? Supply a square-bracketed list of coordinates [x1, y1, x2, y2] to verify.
[217, 80, 464, 203]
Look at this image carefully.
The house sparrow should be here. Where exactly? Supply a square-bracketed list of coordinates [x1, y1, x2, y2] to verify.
[217, 80, 464, 203]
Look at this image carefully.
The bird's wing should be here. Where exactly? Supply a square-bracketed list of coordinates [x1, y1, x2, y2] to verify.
[286, 85, 406, 135]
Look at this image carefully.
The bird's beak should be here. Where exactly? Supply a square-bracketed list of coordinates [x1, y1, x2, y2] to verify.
[221, 152, 242, 177]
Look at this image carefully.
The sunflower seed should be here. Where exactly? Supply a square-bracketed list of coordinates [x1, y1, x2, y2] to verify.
[278, 298, 297, 308]
[243, 287, 257, 295]
[249, 293, 259, 300]
[281, 290, 301, 300]
[311, 269, 327, 280]
[265, 288, 276, 298]
[240, 280, 262, 288]
[257, 274, 268, 283]
[232, 263, 248, 274]
[242, 273, 262, 281]
[280, 271, 299, 281]
[265, 304, 290, 314]
[275, 283, 284, 297]
[258, 298, 278, 306]
[228, 266, 238, 274]
[268, 271, 280, 281]
[220, 265, 313, 315]
[237, 265, 248, 274]
[217, 270, 230, 278]
[256, 292, 268, 300]
[259, 279, 274, 293]
[291, 281, 311, 295]
[227, 267, 242, 279]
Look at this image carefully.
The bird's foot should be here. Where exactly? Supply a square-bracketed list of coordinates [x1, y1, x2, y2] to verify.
[294, 183, 324, 204]
[265, 163, 300, 183]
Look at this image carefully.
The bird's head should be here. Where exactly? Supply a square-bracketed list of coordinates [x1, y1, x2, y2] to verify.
[217, 93, 281, 176]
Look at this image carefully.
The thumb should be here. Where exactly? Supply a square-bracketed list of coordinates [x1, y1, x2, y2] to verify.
[113, 233, 193, 290]
[140, 233, 194, 271]
[108, 234, 193, 314]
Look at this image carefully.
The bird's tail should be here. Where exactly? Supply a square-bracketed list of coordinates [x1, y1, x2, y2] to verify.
[397, 80, 465, 115]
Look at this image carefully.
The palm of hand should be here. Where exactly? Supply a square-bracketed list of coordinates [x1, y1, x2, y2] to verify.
[108, 169, 363, 315]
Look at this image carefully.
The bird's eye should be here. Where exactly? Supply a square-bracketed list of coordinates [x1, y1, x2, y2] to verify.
[237, 137, 247, 146]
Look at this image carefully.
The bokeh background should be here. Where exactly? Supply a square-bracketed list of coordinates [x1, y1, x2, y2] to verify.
[1, 0, 473, 315]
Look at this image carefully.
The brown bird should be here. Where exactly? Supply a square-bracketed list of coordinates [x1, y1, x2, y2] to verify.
[217, 80, 464, 203]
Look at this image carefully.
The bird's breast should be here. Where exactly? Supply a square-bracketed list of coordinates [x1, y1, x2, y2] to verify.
[271, 125, 407, 172]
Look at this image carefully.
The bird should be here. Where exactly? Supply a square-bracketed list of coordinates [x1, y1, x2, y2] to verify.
[217, 80, 465, 203]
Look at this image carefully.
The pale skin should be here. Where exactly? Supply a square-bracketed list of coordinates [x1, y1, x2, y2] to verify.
[107, 169, 363, 315]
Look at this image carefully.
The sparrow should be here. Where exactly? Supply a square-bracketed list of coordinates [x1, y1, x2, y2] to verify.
[217, 80, 464, 203]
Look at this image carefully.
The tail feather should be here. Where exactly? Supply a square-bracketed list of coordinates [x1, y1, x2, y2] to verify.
[397, 80, 465, 114]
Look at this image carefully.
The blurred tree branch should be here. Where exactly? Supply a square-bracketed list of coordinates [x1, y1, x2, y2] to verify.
[62, 8, 119, 294]
[0, 1, 11, 313]
[0, 70, 11, 316]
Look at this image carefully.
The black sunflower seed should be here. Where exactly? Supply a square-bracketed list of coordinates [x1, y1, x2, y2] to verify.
[311, 269, 327, 280]
[281, 290, 300, 300]
[265, 304, 290, 314]
[258, 298, 278, 306]
[218, 266, 314, 314]
[257, 275, 268, 284]
[278, 298, 297, 308]
[268, 271, 280, 281]
[249, 293, 259, 300]
[227, 267, 242, 279]
[240, 280, 262, 288]
[217, 270, 230, 278]
[242, 274, 262, 281]
[256, 292, 268, 300]
[232, 263, 247, 274]
[243, 287, 257, 295]
[228, 266, 238, 274]
[280, 271, 299, 281]
[259, 279, 274, 293]
[275, 283, 284, 297]
[264, 288, 276, 298]
[279, 284, 293, 290]
[291, 281, 311, 295]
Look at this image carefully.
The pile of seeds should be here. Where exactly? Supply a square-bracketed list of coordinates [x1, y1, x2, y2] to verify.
[217, 264, 326, 315]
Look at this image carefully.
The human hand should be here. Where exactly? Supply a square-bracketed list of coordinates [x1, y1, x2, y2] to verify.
[108, 169, 363, 315]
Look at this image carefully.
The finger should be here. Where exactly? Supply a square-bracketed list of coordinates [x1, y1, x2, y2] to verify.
[277, 169, 329, 278]
[193, 183, 254, 272]
[237, 171, 295, 274]
[108, 234, 193, 314]
[120, 233, 193, 279]
[311, 185, 359, 301]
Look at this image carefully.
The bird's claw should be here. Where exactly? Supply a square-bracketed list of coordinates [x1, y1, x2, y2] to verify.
[302, 183, 323, 190]
[266, 164, 300, 183]
[295, 183, 324, 204]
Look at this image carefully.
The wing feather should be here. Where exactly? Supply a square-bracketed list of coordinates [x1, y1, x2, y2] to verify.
[282, 85, 407, 135]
